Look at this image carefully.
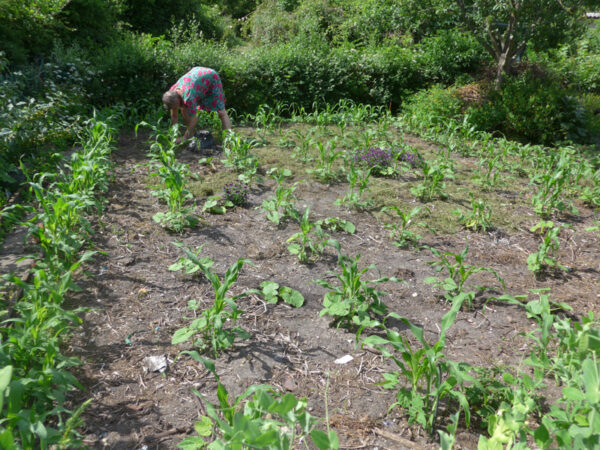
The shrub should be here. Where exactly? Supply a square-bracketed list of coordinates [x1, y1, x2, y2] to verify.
[416, 29, 488, 84]
[402, 84, 464, 127]
[0, 0, 61, 64]
[118, 0, 225, 39]
[466, 71, 592, 145]
[0, 58, 92, 199]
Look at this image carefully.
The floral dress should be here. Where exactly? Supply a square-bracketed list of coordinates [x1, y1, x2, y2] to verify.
[169, 67, 226, 115]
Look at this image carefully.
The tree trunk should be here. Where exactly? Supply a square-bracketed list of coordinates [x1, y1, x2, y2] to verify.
[494, 51, 511, 90]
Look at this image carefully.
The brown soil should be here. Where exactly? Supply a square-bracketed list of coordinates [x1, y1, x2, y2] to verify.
[54, 127, 600, 449]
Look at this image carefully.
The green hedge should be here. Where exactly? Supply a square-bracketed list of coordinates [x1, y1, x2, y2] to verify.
[79, 32, 485, 115]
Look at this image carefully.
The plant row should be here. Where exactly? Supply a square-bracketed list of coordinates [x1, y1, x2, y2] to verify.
[0, 118, 115, 448]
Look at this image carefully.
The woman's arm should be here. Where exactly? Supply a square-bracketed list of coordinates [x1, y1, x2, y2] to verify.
[170, 108, 178, 126]
[182, 114, 198, 141]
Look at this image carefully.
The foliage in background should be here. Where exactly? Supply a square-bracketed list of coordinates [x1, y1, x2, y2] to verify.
[0, 57, 94, 205]
[466, 71, 592, 145]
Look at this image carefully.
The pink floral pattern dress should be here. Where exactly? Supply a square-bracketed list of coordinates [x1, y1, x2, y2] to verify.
[169, 67, 226, 115]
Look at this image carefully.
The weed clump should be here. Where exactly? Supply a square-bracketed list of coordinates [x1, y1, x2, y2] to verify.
[223, 182, 250, 206]
[354, 147, 423, 176]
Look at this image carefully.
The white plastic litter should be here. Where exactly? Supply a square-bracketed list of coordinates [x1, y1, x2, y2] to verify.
[142, 355, 168, 373]
[334, 355, 354, 365]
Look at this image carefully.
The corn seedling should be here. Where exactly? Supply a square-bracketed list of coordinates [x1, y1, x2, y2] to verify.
[142, 123, 198, 232]
[307, 140, 342, 183]
[286, 207, 330, 263]
[380, 205, 431, 248]
[222, 130, 259, 174]
[453, 193, 493, 232]
[291, 128, 315, 163]
[334, 164, 372, 209]
[475, 153, 502, 190]
[171, 258, 251, 357]
[425, 246, 504, 308]
[176, 357, 339, 450]
[579, 169, 600, 207]
[530, 148, 579, 218]
[315, 243, 398, 329]
[361, 294, 472, 436]
[259, 168, 300, 225]
[0, 120, 114, 447]
[410, 159, 454, 202]
[527, 222, 570, 278]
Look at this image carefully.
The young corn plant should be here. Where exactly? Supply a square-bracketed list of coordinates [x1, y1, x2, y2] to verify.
[290, 128, 315, 163]
[222, 130, 259, 175]
[379, 205, 431, 248]
[0, 120, 114, 448]
[25, 177, 94, 269]
[453, 193, 493, 232]
[143, 124, 198, 232]
[530, 148, 579, 218]
[475, 153, 502, 191]
[527, 221, 569, 278]
[315, 244, 398, 329]
[286, 207, 330, 263]
[334, 164, 372, 209]
[259, 168, 300, 225]
[410, 159, 454, 202]
[579, 169, 600, 207]
[361, 294, 472, 436]
[307, 140, 343, 183]
[171, 258, 251, 357]
[253, 104, 277, 145]
[425, 246, 504, 308]
[176, 358, 339, 450]
[66, 119, 114, 198]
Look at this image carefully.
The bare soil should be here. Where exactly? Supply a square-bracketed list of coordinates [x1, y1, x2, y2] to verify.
[50, 127, 600, 449]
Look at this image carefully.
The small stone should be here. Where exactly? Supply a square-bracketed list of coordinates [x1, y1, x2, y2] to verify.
[120, 256, 136, 266]
[283, 377, 297, 392]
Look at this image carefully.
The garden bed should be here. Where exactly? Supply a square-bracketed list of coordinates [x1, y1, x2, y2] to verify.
[61, 123, 600, 449]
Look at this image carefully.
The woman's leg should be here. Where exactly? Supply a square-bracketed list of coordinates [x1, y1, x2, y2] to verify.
[218, 109, 231, 130]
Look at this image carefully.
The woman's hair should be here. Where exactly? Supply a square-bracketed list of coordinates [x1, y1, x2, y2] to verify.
[162, 90, 180, 109]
